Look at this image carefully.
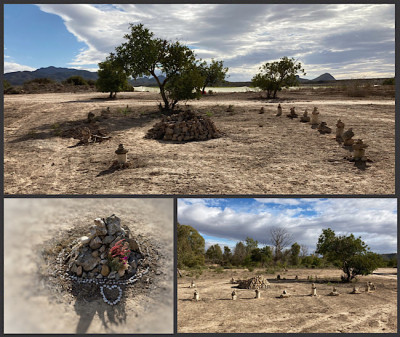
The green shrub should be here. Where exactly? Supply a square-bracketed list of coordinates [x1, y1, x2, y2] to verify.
[382, 78, 395, 85]
[63, 76, 88, 86]
[24, 77, 55, 85]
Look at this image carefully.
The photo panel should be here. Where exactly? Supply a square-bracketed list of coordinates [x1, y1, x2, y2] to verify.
[3, 3, 395, 195]
[177, 198, 397, 333]
[4, 198, 174, 334]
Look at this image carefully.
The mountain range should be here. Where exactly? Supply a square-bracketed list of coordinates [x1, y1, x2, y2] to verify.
[4, 66, 336, 86]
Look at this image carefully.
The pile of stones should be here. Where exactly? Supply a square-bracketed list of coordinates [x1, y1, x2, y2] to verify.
[65, 214, 142, 280]
[237, 275, 270, 289]
[145, 110, 221, 141]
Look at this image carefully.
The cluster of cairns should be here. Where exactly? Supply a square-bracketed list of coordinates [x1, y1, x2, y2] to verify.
[145, 110, 221, 142]
[65, 215, 143, 280]
[275, 104, 369, 162]
[190, 276, 377, 301]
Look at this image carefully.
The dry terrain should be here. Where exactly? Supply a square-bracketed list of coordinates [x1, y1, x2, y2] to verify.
[178, 267, 397, 333]
[4, 90, 395, 194]
[4, 198, 173, 334]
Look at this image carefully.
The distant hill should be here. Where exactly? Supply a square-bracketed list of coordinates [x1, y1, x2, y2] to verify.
[4, 66, 98, 85]
[4, 66, 336, 86]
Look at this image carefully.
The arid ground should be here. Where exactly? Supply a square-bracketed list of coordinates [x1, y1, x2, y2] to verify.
[4, 89, 395, 194]
[178, 267, 397, 333]
[4, 198, 173, 334]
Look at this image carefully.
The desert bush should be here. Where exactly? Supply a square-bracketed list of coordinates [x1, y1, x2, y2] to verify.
[214, 266, 224, 273]
[96, 55, 129, 98]
[24, 77, 55, 85]
[382, 77, 395, 85]
[63, 76, 88, 86]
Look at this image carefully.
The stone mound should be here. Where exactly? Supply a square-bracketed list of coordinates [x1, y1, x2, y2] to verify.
[145, 110, 221, 141]
[64, 214, 143, 280]
[237, 275, 270, 289]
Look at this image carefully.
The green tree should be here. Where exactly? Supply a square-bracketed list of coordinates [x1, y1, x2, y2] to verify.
[290, 242, 301, 266]
[245, 237, 259, 255]
[96, 55, 129, 98]
[198, 59, 229, 93]
[222, 246, 232, 265]
[252, 56, 306, 99]
[3, 79, 12, 91]
[177, 223, 205, 268]
[205, 244, 223, 264]
[316, 228, 383, 282]
[250, 246, 272, 267]
[115, 24, 202, 110]
[232, 241, 247, 266]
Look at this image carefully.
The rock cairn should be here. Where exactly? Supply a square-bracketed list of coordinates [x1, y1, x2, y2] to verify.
[329, 287, 340, 296]
[287, 107, 298, 119]
[237, 275, 270, 289]
[276, 104, 282, 116]
[300, 109, 310, 123]
[146, 110, 221, 141]
[65, 215, 142, 281]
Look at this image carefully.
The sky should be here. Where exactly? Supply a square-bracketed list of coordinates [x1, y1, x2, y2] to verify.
[178, 198, 397, 254]
[4, 4, 395, 81]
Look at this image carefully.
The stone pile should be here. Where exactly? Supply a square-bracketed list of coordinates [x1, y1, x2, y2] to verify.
[145, 110, 221, 142]
[65, 215, 142, 281]
[237, 275, 270, 289]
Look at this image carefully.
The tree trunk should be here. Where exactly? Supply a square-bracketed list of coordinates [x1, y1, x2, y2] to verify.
[151, 71, 170, 110]
[109, 92, 113, 98]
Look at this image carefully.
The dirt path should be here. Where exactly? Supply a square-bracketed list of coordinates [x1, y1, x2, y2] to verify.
[4, 198, 173, 333]
[178, 268, 397, 333]
[4, 92, 395, 194]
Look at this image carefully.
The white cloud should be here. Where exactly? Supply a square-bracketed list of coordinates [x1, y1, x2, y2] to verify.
[34, 4, 394, 81]
[178, 198, 397, 254]
[4, 62, 36, 73]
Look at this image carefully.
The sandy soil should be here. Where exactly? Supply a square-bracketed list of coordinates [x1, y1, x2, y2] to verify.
[4, 90, 395, 194]
[4, 198, 174, 334]
[178, 267, 397, 333]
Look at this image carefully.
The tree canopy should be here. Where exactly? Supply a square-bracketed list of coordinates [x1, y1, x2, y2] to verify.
[96, 55, 129, 98]
[316, 228, 383, 281]
[252, 56, 306, 99]
[198, 59, 229, 92]
[177, 223, 205, 268]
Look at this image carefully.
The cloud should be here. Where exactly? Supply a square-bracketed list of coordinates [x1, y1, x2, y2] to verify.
[178, 198, 397, 254]
[34, 4, 394, 80]
[4, 62, 36, 73]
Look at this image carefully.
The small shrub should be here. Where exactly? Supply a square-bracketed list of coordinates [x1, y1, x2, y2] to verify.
[214, 266, 224, 273]
[107, 239, 130, 272]
[63, 76, 88, 86]
[382, 78, 395, 86]
[24, 77, 55, 85]
[208, 89, 214, 95]
[205, 111, 213, 117]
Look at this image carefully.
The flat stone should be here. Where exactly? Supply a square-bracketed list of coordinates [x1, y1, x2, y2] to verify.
[106, 215, 121, 235]
[103, 235, 115, 245]
[99, 245, 106, 253]
[128, 238, 141, 252]
[118, 268, 126, 277]
[76, 251, 100, 271]
[101, 264, 110, 277]
[108, 271, 116, 279]
[89, 236, 102, 250]
[90, 218, 108, 236]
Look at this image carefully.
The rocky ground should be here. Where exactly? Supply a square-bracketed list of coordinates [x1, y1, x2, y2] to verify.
[4, 198, 173, 334]
[4, 89, 395, 194]
[178, 267, 397, 333]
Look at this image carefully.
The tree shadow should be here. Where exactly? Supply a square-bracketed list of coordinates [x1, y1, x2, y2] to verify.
[8, 109, 160, 144]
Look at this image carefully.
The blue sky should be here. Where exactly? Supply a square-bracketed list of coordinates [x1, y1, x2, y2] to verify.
[178, 198, 397, 254]
[4, 4, 395, 80]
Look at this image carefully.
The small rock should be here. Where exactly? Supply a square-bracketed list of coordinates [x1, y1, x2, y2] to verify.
[118, 268, 125, 277]
[97, 274, 103, 279]
[90, 218, 108, 236]
[82, 272, 87, 278]
[76, 266, 83, 276]
[106, 214, 121, 235]
[76, 251, 100, 271]
[101, 264, 110, 277]
[100, 252, 107, 259]
[128, 238, 141, 252]
[88, 272, 95, 278]
[99, 245, 106, 253]
[100, 259, 107, 265]
[103, 236, 115, 245]
[92, 250, 99, 258]
[90, 236, 102, 250]
[108, 271, 116, 279]
[80, 236, 91, 244]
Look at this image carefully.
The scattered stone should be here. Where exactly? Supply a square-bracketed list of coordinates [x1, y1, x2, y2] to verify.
[279, 290, 290, 298]
[342, 128, 355, 146]
[318, 122, 332, 134]
[259, 107, 265, 114]
[127, 238, 141, 252]
[295, 275, 299, 280]
[287, 107, 298, 119]
[276, 104, 282, 116]
[92, 250, 99, 258]
[118, 268, 126, 277]
[311, 107, 319, 125]
[189, 280, 196, 288]
[87, 111, 95, 123]
[329, 287, 340, 296]
[255, 289, 261, 299]
[230, 277, 236, 284]
[300, 109, 310, 122]
[311, 283, 317, 296]
[350, 286, 361, 294]
[145, 110, 221, 141]
[352, 139, 368, 161]
[232, 290, 237, 300]
[80, 236, 91, 244]
[193, 290, 200, 301]
[336, 119, 345, 140]
[76, 265, 83, 276]
[108, 271, 117, 279]
[226, 105, 234, 113]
